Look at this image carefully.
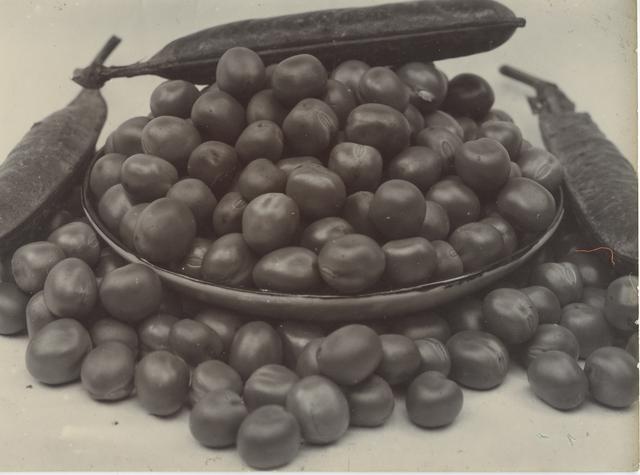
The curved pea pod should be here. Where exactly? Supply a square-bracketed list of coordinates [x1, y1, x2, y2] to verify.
[73, 1, 524, 87]
[0, 37, 119, 257]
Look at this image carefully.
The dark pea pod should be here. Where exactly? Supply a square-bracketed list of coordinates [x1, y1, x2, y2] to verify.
[216, 46, 266, 101]
[107, 116, 149, 156]
[229, 321, 283, 380]
[119, 203, 149, 251]
[120, 153, 179, 202]
[442, 73, 495, 120]
[582, 286, 607, 310]
[190, 390, 248, 449]
[358, 66, 410, 112]
[89, 153, 126, 199]
[0, 38, 116, 257]
[98, 184, 135, 233]
[0, 282, 29, 335]
[446, 330, 510, 390]
[25, 291, 56, 338]
[530, 262, 583, 306]
[238, 158, 287, 202]
[420, 200, 450, 241]
[286, 375, 349, 445]
[190, 360, 243, 406]
[11, 241, 66, 294]
[563, 251, 613, 289]
[376, 334, 422, 386]
[520, 285, 562, 324]
[382, 237, 437, 287]
[422, 111, 465, 139]
[276, 321, 325, 370]
[253, 247, 322, 294]
[522, 323, 580, 368]
[345, 103, 411, 158]
[166, 178, 218, 227]
[169, 319, 223, 366]
[175, 237, 212, 279]
[331, 60, 370, 95]
[135, 350, 190, 416]
[604, 275, 638, 332]
[369, 179, 425, 240]
[246, 89, 288, 126]
[527, 350, 587, 410]
[150, 79, 200, 118]
[283, 98, 339, 157]
[201, 233, 257, 288]
[25, 318, 93, 385]
[212, 192, 248, 236]
[187, 141, 239, 196]
[242, 193, 300, 255]
[141, 116, 201, 169]
[295, 338, 323, 378]
[191, 90, 245, 145]
[391, 311, 450, 343]
[415, 338, 451, 375]
[425, 178, 481, 230]
[300, 217, 354, 254]
[431, 240, 464, 280]
[445, 297, 484, 333]
[90, 317, 138, 354]
[584, 346, 638, 409]
[244, 364, 299, 411]
[406, 371, 463, 428]
[482, 288, 539, 345]
[277, 156, 323, 177]
[43, 258, 97, 320]
[342, 191, 380, 238]
[80, 341, 135, 401]
[138, 313, 179, 355]
[387, 146, 443, 192]
[415, 126, 463, 172]
[454, 138, 510, 193]
[235, 120, 284, 166]
[237, 405, 301, 470]
[396, 61, 448, 114]
[478, 120, 523, 160]
[342, 374, 394, 428]
[449, 222, 504, 272]
[328, 142, 383, 194]
[194, 307, 245, 358]
[560, 303, 613, 358]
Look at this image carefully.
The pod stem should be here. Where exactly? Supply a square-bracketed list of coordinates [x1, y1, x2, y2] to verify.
[72, 35, 122, 89]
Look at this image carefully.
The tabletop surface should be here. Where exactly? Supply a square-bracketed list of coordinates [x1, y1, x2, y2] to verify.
[0, 0, 638, 471]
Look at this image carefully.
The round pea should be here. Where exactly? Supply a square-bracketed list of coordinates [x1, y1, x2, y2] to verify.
[277, 156, 323, 177]
[317, 324, 382, 385]
[43, 258, 96, 320]
[0, 282, 28, 335]
[432, 240, 464, 280]
[190, 360, 243, 406]
[90, 317, 138, 354]
[246, 89, 288, 125]
[523, 323, 580, 368]
[415, 126, 463, 171]
[480, 215, 518, 258]
[135, 350, 190, 416]
[392, 312, 451, 343]
[517, 147, 563, 192]
[376, 334, 422, 385]
[342, 191, 380, 238]
[478, 120, 523, 160]
[331, 59, 370, 94]
[295, 338, 323, 378]
[407, 371, 463, 428]
[90, 153, 126, 198]
[138, 313, 178, 355]
[497, 178, 557, 233]
[175, 237, 211, 279]
[382, 238, 437, 286]
[342, 374, 394, 428]
[527, 350, 587, 410]
[300, 218, 354, 254]
[11, 241, 65, 294]
[420, 200, 450, 241]
[253, 247, 322, 293]
[25, 318, 92, 384]
[216, 47, 266, 101]
[237, 405, 301, 470]
[108, 116, 150, 157]
[415, 338, 451, 375]
[358, 66, 410, 112]
[25, 291, 55, 338]
[80, 341, 135, 401]
[425, 178, 481, 230]
[404, 104, 425, 138]
[564, 251, 612, 289]
[191, 90, 246, 144]
[322, 79, 357, 127]
[235, 120, 284, 166]
[482, 288, 539, 344]
[456, 115, 480, 141]
[396, 61, 448, 113]
[454, 138, 510, 193]
[272, 54, 327, 106]
[238, 158, 286, 201]
[369, 179, 425, 240]
[449, 222, 505, 272]
[605, 275, 638, 332]
[282, 98, 339, 156]
[388, 146, 443, 192]
[442, 73, 494, 120]
[276, 321, 325, 370]
[120, 153, 179, 202]
[328, 142, 383, 194]
[187, 141, 239, 195]
[242, 193, 300, 255]
[118, 203, 148, 250]
[190, 390, 248, 450]
[150, 80, 199, 118]
[244, 364, 299, 411]
[445, 297, 484, 333]
[530, 262, 583, 306]
[423, 111, 465, 139]
[446, 330, 510, 390]
[48, 221, 100, 267]
[201, 233, 256, 288]
[166, 178, 218, 227]
[285, 375, 349, 444]
[318, 234, 385, 294]
[168, 319, 223, 367]
[212, 192, 247, 236]
[229, 321, 283, 380]
[582, 286, 607, 310]
[99, 263, 161, 324]
[98, 184, 134, 233]
[141, 116, 201, 169]
[194, 307, 244, 358]
[560, 303, 613, 358]
[520, 285, 562, 324]
[345, 103, 411, 158]
[584, 346, 638, 408]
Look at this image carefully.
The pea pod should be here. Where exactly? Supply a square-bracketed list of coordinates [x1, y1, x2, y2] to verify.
[0, 37, 119, 257]
[73, 0, 524, 87]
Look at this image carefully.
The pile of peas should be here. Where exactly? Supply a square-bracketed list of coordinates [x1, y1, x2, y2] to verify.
[0, 47, 636, 470]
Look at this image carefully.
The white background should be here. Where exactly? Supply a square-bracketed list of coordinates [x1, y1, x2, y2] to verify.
[0, 0, 637, 471]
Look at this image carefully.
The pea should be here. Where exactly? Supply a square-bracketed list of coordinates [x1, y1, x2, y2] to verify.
[300, 218, 354, 254]
[456, 116, 480, 141]
[190, 360, 243, 406]
[331, 59, 370, 95]
[246, 89, 288, 126]
[187, 390, 248, 451]
[148, 79, 199, 118]
[376, 334, 421, 386]
[403, 104, 425, 138]
[480, 215, 518, 258]
[342, 191, 380, 238]
[584, 346, 638, 408]
[243, 364, 299, 411]
[422, 111, 465, 139]
[509, 162, 523, 178]
[358, 66, 410, 112]
[442, 73, 494, 120]
[25, 318, 92, 384]
[216, 47, 265, 101]
[445, 297, 484, 333]
[318, 234, 385, 294]
[11, 241, 65, 294]
[277, 156, 322, 176]
[327, 142, 383, 194]
[166, 178, 218, 228]
[317, 324, 382, 385]
[420, 200, 450, 241]
[295, 338, 323, 378]
[519, 285, 562, 324]
[530, 262, 583, 306]
[120, 153, 179, 202]
[345, 103, 411, 158]
[497, 178, 556, 233]
[90, 317, 138, 354]
[43, 258, 96, 320]
[272, 54, 328, 106]
[415, 126, 463, 171]
[388, 146, 443, 192]
[285, 375, 349, 444]
[138, 313, 178, 355]
[133, 197, 197, 264]
[482, 288, 539, 344]
[415, 338, 451, 375]
[98, 184, 134, 233]
[446, 330, 509, 390]
[564, 252, 612, 289]
[140, 116, 201, 169]
[425, 178, 481, 231]
[108, 116, 150, 157]
[135, 350, 190, 416]
[276, 321, 325, 370]
[527, 350, 587, 410]
[369, 179, 425, 240]
[229, 321, 283, 380]
[253, 247, 322, 293]
[80, 341, 135, 401]
[625, 333, 638, 360]
[322, 79, 356, 127]
[168, 319, 223, 366]
[237, 405, 301, 470]
[25, 291, 55, 338]
[90, 153, 126, 198]
[560, 303, 613, 358]
[235, 122, 284, 168]
[522, 324, 580, 368]
[94, 250, 122, 283]
[431, 240, 464, 280]
[449, 222, 504, 272]
[191, 90, 246, 144]
[187, 141, 239, 196]
[478, 120, 522, 160]
[396, 61, 448, 114]
[175, 237, 212, 279]
[391, 312, 451, 343]
[237, 158, 286, 202]
[201, 233, 256, 288]
[605, 275, 638, 332]
[382, 237, 437, 287]
[194, 307, 244, 358]
[582, 286, 607, 310]
[242, 193, 300, 255]
[515, 148, 562, 193]
[48, 222, 100, 268]
[117, 203, 148, 250]
[282, 98, 339, 156]
[406, 371, 463, 428]
[211, 192, 247, 236]
[342, 374, 394, 428]
[454, 138, 511, 193]
[0, 282, 28, 335]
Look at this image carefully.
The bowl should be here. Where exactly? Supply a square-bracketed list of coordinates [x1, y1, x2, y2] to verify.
[82, 152, 564, 322]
